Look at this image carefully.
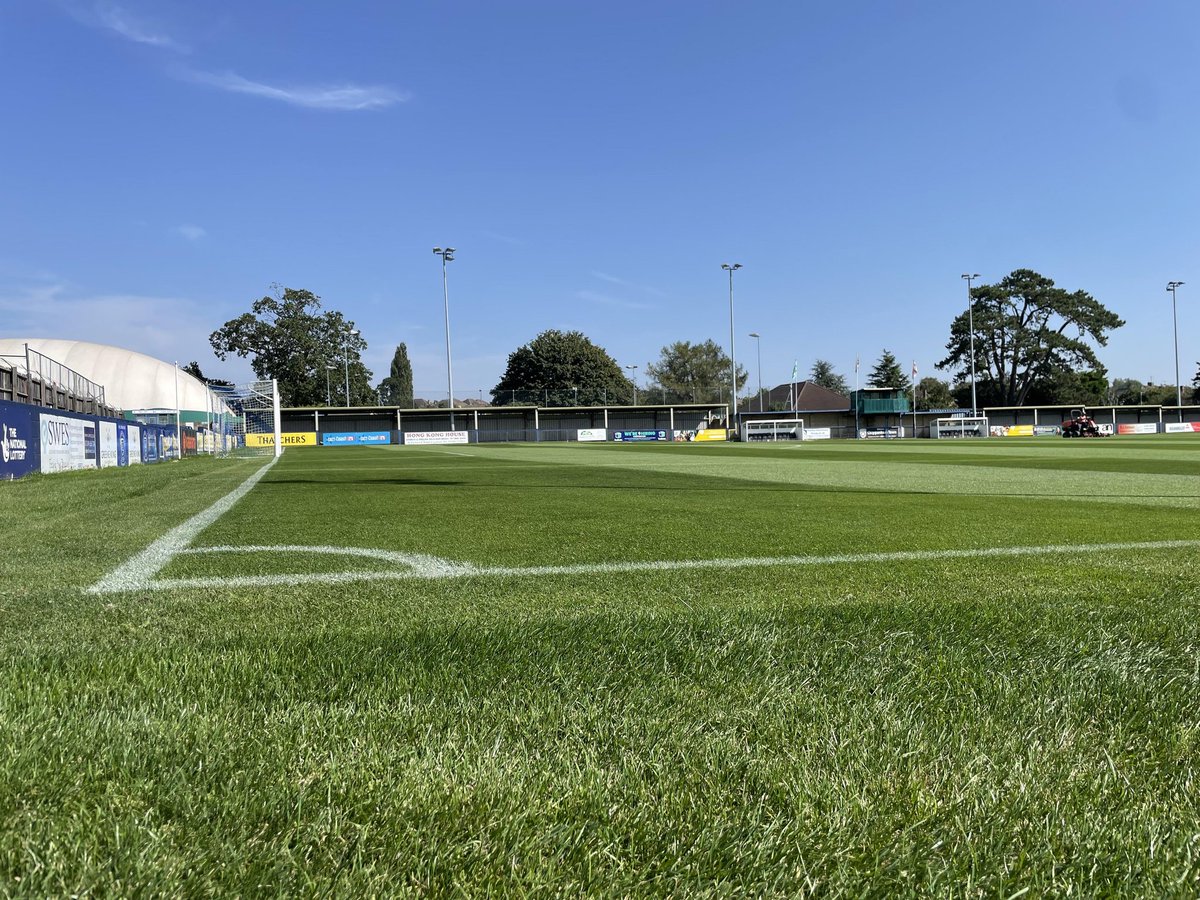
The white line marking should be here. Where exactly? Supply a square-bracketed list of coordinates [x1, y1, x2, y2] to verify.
[87, 457, 280, 595]
[88, 538, 1200, 594]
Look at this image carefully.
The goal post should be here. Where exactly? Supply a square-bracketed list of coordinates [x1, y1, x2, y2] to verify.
[744, 418, 804, 441]
[208, 379, 282, 457]
[930, 416, 989, 439]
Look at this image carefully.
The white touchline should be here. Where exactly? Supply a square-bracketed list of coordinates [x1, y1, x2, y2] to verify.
[87, 456, 280, 595]
[88, 538, 1200, 594]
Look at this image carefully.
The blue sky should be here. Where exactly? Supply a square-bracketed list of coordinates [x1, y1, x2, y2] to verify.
[2, 1, 1197, 400]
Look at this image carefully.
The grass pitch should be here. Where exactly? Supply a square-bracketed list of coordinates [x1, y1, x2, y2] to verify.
[2, 437, 1199, 896]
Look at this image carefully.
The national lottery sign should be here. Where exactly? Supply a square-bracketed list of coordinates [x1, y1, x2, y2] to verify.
[613, 430, 667, 442]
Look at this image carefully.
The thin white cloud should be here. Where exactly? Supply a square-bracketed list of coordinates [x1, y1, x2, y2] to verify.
[591, 271, 667, 297]
[481, 230, 525, 247]
[173, 224, 206, 241]
[94, 2, 187, 51]
[0, 281, 247, 380]
[185, 69, 408, 111]
[576, 290, 654, 311]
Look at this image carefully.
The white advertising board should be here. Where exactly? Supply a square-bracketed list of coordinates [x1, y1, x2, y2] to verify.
[577, 428, 607, 442]
[1164, 422, 1200, 434]
[1118, 423, 1158, 435]
[99, 421, 119, 468]
[39, 413, 97, 474]
[127, 424, 142, 464]
[802, 427, 832, 440]
[404, 430, 470, 446]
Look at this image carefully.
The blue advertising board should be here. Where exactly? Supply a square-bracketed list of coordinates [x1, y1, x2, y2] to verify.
[116, 422, 129, 467]
[322, 431, 391, 446]
[142, 428, 159, 463]
[613, 430, 667, 442]
[0, 400, 39, 479]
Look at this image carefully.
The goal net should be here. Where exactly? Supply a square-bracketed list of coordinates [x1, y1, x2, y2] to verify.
[208, 379, 282, 458]
[930, 416, 989, 439]
[744, 418, 804, 441]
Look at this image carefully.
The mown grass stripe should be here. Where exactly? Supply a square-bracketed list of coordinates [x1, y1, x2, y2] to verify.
[86, 456, 279, 595]
[104, 538, 1200, 593]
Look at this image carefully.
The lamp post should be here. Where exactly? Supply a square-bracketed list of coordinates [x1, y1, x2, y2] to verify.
[325, 364, 336, 405]
[722, 263, 742, 432]
[961, 273, 981, 416]
[433, 246, 456, 429]
[748, 331, 763, 412]
[625, 364, 638, 406]
[1168, 281, 1185, 420]
[343, 329, 359, 405]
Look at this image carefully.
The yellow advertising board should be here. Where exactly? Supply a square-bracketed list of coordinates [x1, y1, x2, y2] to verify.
[1005, 425, 1034, 437]
[245, 432, 318, 448]
[693, 429, 728, 442]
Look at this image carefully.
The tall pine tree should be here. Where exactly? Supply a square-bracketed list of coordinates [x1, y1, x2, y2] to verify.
[378, 343, 414, 407]
[867, 349, 911, 391]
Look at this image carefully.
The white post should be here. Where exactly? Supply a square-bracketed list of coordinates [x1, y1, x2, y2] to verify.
[272, 379, 283, 458]
[174, 361, 182, 460]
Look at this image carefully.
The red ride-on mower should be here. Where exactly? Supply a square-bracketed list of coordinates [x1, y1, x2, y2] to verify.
[1061, 408, 1106, 438]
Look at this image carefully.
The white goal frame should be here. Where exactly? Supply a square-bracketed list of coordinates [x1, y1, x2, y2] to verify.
[930, 416, 989, 439]
[208, 379, 282, 457]
[744, 418, 804, 441]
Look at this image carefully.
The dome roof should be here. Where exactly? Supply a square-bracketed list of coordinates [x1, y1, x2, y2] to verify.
[0, 339, 228, 413]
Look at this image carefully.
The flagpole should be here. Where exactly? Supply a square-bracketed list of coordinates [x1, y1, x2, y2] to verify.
[907, 362, 916, 441]
[854, 355, 860, 439]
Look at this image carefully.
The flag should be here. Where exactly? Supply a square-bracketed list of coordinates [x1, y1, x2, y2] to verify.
[854, 355, 860, 373]
[912, 360, 918, 381]
[791, 360, 798, 380]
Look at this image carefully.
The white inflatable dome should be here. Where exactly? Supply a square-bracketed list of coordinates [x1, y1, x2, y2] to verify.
[0, 339, 226, 413]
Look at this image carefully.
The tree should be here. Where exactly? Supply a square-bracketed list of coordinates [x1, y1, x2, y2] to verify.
[491, 330, 631, 406]
[644, 339, 747, 405]
[209, 287, 373, 407]
[378, 344, 414, 407]
[937, 269, 1124, 407]
[867, 349, 911, 392]
[1193, 363, 1200, 404]
[809, 360, 849, 395]
[1025, 365, 1109, 406]
[914, 377, 956, 411]
[1110, 378, 1146, 406]
[181, 361, 233, 387]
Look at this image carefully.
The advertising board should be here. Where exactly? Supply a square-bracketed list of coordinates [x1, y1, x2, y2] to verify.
[0, 401, 37, 479]
[142, 427, 159, 463]
[127, 424, 142, 464]
[1005, 425, 1034, 437]
[322, 431, 391, 445]
[692, 429, 727, 442]
[613, 430, 667, 442]
[577, 429, 607, 442]
[1032, 425, 1061, 437]
[1118, 423, 1158, 435]
[1164, 422, 1200, 434]
[858, 427, 903, 439]
[246, 432, 318, 447]
[40, 413, 97, 473]
[802, 427, 832, 440]
[117, 423, 129, 467]
[98, 421, 119, 467]
[404, 431, 470, 446]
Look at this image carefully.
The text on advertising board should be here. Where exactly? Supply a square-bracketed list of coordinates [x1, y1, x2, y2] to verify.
[246, 432, 318, 447]
[403, 431, 470, 445]
[613, 430, 667, 442]
[322, 432, 391, 445]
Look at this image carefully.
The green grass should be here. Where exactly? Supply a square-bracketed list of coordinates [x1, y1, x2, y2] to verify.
[2, 437, 1199, 896]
